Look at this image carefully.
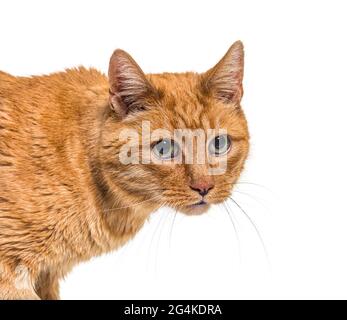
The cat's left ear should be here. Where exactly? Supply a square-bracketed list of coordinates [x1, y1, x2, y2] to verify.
[202, 41, 244, 105]
[108, 49, 158, 116]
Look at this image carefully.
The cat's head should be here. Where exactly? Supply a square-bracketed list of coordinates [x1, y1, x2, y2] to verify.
[101, 41, 249, 215]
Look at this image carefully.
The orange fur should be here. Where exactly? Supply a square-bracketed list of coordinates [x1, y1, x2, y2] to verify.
[0, 41, 249, 299]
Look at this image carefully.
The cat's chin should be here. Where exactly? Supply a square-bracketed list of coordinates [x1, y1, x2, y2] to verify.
[179, 203, 211, 216]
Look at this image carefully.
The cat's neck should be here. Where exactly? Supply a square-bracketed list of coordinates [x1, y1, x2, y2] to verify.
[77, 85, 156, 244]
[88, 152, 155, 246]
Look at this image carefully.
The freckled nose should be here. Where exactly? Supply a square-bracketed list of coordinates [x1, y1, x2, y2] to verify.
[189, 179, 215, 197]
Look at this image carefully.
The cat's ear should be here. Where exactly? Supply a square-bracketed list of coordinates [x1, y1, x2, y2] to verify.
[108, 49, 158, 116]
[202, 41, 244, 105]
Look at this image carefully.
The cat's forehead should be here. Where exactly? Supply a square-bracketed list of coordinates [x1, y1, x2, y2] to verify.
[123, 72, 243, 134]
[148, 72, 201, 99]
[147, 72, 215, 129]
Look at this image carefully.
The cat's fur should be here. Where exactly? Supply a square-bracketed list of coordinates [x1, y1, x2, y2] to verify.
[0, 41, 249, 299]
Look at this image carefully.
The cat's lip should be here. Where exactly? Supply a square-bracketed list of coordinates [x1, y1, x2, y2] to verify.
[192, 200, 207, 206]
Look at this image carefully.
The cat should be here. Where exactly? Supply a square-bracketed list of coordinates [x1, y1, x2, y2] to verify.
[0, 41, 249, 299]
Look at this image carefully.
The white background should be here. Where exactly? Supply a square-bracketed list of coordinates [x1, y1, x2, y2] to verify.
[1, 0, 347, 299]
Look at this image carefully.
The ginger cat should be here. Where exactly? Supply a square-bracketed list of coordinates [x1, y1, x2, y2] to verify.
[0, 41, 249, 299]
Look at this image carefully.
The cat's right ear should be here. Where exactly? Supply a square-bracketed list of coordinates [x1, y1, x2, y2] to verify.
[201, 41, 244, 105]
[108, 49, 158, 117]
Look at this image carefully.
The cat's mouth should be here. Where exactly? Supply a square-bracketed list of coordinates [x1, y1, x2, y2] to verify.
[180, 200, 210, 215]
[193, 200, 207, 206]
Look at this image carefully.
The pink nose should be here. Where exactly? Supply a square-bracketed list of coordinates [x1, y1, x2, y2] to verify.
[189, 179, 215, 196]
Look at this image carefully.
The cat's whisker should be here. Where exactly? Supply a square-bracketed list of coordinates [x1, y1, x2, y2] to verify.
[228, 196, 270, 265]
[169, 210, 178, 250]
[162, 192, 191, 197]
[104, 194, 162, 211]
[147, 203, 166, 271]
[232, 190, 271, 214]
[220, 202, 242, 264]
[154, 210, 171, 273]
[235, 181, 273, 194]
[162, 199, 185, 208]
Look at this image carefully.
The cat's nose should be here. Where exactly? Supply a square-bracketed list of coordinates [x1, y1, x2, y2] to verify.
[189, 180, 214, 197]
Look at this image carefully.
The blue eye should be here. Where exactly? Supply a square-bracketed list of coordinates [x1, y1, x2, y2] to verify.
[208, 134, 231, 156]
[152, 139, 180, 160]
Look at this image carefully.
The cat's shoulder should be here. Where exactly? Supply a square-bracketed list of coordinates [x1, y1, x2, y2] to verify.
[60, 67, 108, 86]
[0, 70, 15, 80]
[0, 67, 107, 87]
[0, 71, 17, 87]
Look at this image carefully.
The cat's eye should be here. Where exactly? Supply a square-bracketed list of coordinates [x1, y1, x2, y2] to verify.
[152, 139, 180, 160]
[208, 134, 231, 156]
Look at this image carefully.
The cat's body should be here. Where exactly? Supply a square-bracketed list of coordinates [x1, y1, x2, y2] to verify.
[0, 68, 150, 299]
[0, 41, 249, 299]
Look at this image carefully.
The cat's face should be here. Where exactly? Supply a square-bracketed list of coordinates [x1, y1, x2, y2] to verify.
[101, 41, 249, 215]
